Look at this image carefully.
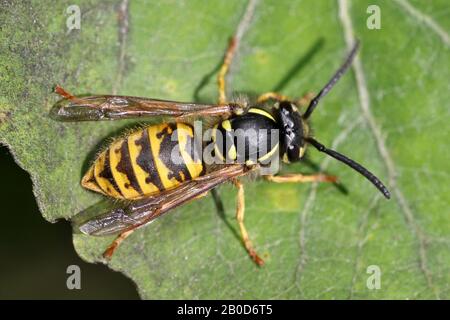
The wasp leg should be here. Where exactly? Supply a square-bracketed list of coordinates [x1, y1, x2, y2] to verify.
[256, 92, 290, 103]
[297, 92, 315, 108]
[232, 179, 264, 266]
[103, 229, 135, 260]
[264, 173, 337, 183]
[256, 92, 315, 106]
[101, 193, 210, 260]
[54, 85, 76, 100]
[218, 37, 238, 105]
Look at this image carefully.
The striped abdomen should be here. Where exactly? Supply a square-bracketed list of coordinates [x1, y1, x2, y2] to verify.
[82, 123, 204, 199]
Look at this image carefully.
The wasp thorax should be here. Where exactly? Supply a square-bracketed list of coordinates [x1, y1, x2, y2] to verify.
[276, 101, 309, 163]
[211, 108, 280, 165]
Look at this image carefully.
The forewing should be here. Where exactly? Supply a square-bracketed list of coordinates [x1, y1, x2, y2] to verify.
[51, 93, 240, 121]
[73, 164, 250, 236]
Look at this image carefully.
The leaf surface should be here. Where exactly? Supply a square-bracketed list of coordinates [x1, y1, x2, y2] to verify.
[1, 0, 449, 299]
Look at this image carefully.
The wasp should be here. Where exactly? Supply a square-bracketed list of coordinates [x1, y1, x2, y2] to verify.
[51, 37, 390, 267]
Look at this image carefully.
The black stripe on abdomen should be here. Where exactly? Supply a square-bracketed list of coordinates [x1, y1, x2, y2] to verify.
[99, 151, 123, 196]
[115, 139, 143, 195]
[135, 128, 165, 191]
[156, 123, 192, 183]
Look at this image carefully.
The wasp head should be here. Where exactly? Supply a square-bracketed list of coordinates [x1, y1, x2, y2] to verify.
[275, 101, 309, 163]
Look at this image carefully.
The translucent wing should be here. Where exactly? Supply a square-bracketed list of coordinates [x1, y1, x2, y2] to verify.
[51, 86, 242, 121]
[73, 164, 250, 236]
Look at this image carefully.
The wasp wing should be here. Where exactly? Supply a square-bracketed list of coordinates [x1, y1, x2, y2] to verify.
[51, 87, 241, 122]
[73, 164, 250, 236]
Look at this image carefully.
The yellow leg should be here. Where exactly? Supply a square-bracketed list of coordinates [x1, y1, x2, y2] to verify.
[103, 229, 135, 260]
[256, 92, 289, 103]
[232, 179, 264, 266]
[218, 37, 237, 105]
[297, 92, 315, 108]
[264, 173, 337, 183]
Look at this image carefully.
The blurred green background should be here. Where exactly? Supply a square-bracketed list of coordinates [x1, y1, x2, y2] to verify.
[0, 146, 138, 299]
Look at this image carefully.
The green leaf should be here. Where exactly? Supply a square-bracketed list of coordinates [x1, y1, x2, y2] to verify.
[1, 0, 449, 299]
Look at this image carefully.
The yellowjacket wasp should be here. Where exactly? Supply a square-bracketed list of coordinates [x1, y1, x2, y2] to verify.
[51, 36, 390, 267]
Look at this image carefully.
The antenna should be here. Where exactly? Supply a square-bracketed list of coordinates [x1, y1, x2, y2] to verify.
[303, 41, 360, 119]
[306, 137, 391, 199]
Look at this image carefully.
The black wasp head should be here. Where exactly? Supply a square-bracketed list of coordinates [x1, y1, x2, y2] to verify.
[268, 42, 390, 199]
[275, 101, 309, 163]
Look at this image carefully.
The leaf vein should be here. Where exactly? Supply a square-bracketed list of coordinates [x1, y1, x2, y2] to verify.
[338, 0, 440, 299]
[113, 0, 130, 94]
[394, 0, 450, 47]
[294, 116, 364, 295]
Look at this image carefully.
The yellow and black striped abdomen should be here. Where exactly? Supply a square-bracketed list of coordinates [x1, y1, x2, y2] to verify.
[82, 123, 204, 199]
